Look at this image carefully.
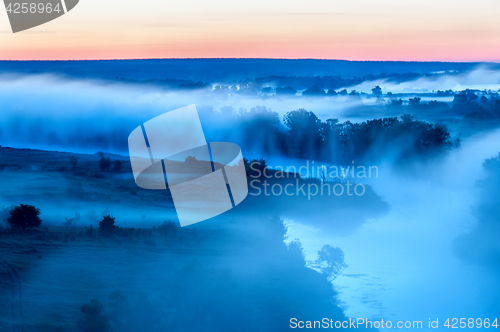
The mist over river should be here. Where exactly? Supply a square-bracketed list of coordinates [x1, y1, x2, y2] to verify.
[286, 129, 500, 328]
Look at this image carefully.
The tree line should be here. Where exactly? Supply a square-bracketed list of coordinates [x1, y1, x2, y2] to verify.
[201, 106, 457, 164]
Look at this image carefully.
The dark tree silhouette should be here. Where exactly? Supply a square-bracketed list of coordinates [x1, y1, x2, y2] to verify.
[99, 154, 111, 171]
[283, 109, 323, 158]
[238, 106, 282, 155]
[7, 204, 42, 230]
[78, 299, 110, 332]
[453, 90, 479, 114]
[302, 85, 326, 96]
[321, 118, 342, 159]
[371, 85, 382, 96]
[389, 98, 403, 107]
[200, 105, 455, 164]
[409, 97, 421, 107]
[276, 85, 297, 96]
[112, 159, 123, 172]
[99, 215, 116, 236]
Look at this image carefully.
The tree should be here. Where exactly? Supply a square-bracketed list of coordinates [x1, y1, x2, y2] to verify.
[237, 106, 281, 155]
[409, 97, 421, 107]
[159, 220, 178, 236]
[99, 154, 111, 171]
[321, 118, 341, 158]
[371, 85, 382, 96]
[283, 109, 323, 158]
[276, 85, 297, 96]
[70, 156, 79, 171]
[389, 99, 403, 107]
[78, 299, 110, 332]
[99, 215, 116, 236]
[185, 156, 197, 163]
[315, 245, 348, 281]
[302, 86, 326, 97]
[112, 159, 123, 172]
[7, 204, 42, 230]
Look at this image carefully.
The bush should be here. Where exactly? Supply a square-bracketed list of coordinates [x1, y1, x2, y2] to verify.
[77, 299, 110, 332]
[99, 215, 116, 236]
[99, 154, 111, 172]
[85, 224, 95, 237]
[112, 160, 123, 172]
[7, 204, 42, 230]
[159, 220, 178, 236]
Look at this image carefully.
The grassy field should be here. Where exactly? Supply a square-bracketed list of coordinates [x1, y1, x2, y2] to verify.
[0, 226, 222, 332]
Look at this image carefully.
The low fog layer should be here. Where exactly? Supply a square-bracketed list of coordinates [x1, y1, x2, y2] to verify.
[2, 69, 499, 156]
[1, 67, 500, 331]
[286, 128, 500, 321]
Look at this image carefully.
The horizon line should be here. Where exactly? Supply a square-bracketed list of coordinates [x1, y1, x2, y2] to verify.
[1, 57, 499, 64]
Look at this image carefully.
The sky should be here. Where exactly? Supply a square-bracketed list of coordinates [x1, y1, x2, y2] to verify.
[0, 0, 500, 61]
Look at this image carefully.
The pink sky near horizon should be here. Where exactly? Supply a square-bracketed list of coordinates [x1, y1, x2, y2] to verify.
[0, 0, 499, 61]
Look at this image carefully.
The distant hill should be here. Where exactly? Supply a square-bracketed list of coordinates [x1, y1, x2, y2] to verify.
[0, 58, 498, 81]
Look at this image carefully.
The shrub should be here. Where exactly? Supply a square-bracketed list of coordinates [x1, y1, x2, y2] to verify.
[7, 204, 42, 230]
